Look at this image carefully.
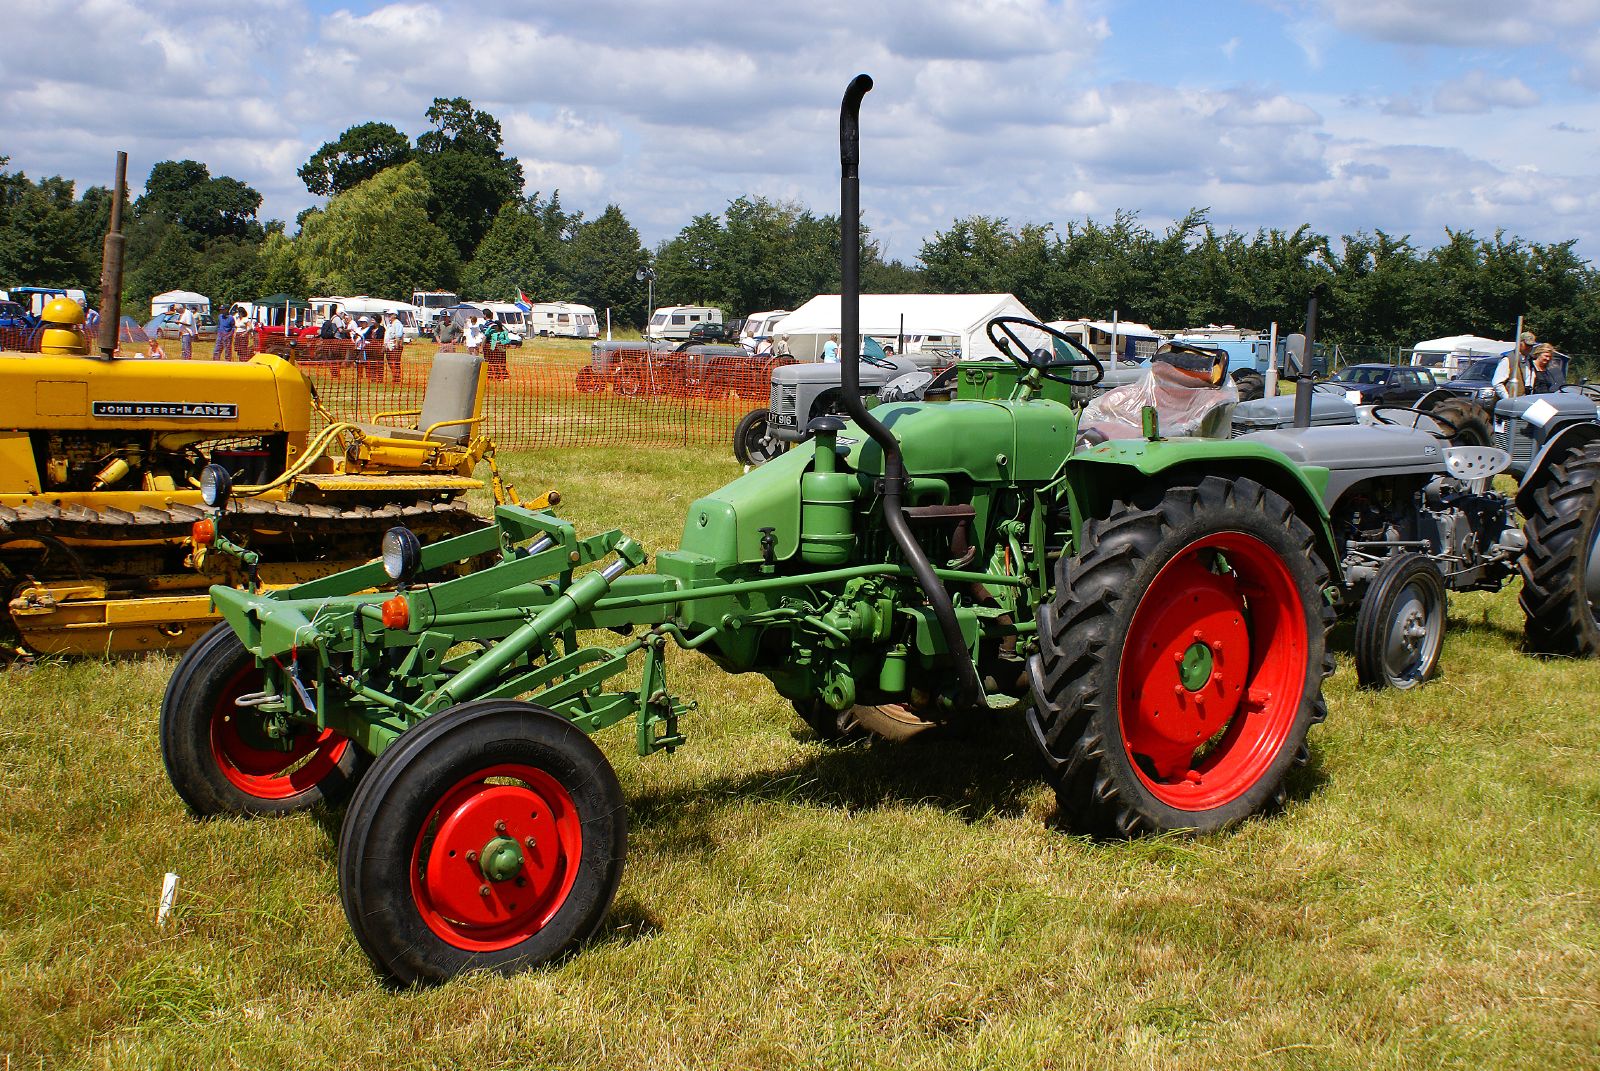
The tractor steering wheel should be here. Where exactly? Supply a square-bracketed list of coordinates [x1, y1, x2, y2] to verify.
[984, 316, 1105, 386]
[1371, 404, 1460, 438]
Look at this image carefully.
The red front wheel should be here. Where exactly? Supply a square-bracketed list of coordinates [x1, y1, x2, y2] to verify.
[338, 701, 626, 985]
[1028, 477, 1333, 836]
[161, 623, 366, 817]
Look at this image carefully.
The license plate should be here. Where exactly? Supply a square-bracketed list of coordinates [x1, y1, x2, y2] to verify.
[769, 411, 796, 427]
[1494, 420, 1506, 434]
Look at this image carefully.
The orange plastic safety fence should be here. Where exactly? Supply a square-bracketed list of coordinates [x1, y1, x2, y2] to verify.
[299, 342, 781, 450]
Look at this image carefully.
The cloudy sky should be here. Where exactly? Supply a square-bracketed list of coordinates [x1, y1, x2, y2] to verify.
[5, 0, 1600, 263]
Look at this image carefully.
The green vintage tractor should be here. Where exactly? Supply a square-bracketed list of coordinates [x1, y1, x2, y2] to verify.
[161, 76, 1341, 985]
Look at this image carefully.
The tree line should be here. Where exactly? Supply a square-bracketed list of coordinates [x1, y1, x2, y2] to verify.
[2, 101, 1597, 349]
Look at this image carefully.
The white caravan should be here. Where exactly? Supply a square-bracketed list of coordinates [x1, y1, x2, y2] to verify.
[739, 310, 789, 348]
[520, 302, 598, 339]
[647, 305, 722, 341]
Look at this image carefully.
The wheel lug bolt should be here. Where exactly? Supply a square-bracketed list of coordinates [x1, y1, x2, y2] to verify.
[1192, 629, 1203, 640]
[479, 885, 491, 897]
[525, 836, 537, 850]
[1173, 651, 1184, 664]
[465, 850, 478, 863]
[494, 820, 508, 833]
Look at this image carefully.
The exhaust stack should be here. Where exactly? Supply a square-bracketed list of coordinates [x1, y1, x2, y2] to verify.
[1292, 293, 1317, 429]
[96, 151, 128, 360]
[835, 74, 982, 710]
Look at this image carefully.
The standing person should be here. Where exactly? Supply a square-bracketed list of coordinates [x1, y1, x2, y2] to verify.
[214, 305, 235, 361]
[435, 315, 459, 353]
[1492, 331, 1536, 399]
[465, 313, 483, 356]
[383, 312, 405, 380]
[1530, 343, 1566, 394]
[774, 334, 791, 358]
[821, 333, 839, 362]
[176, 304, 197, 359]
[755, 336, 773, 355]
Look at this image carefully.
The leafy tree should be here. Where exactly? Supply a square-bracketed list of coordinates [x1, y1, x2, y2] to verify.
[135, 160, 263, 242]
[0, 168, 96, 286]
[298, 122, 413, 197]
[565, 205, 649, 326]
[416, 98, 524, 258]
[461, 192, 577, 301]
[294, 161, 459, 298]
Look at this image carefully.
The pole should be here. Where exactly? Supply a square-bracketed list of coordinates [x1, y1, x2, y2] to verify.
[96, 151, 127, 359]
[1509, 314, 1525, 398]
[1110, 309, 1119, 368]
[1264, 321, 1279, 397]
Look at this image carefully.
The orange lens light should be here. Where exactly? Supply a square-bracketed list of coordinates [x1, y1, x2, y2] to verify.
[191, 519, 216, 546]
[381, 595, 410, 630]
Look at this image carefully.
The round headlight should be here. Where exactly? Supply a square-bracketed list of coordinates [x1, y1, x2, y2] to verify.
[199, 463, 232, 508]
[381, 526, 423, 583]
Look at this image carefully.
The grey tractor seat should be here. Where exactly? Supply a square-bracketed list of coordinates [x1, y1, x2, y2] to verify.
[355, 352, 484, 445]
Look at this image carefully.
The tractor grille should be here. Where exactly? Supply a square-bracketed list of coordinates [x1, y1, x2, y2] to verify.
[1494, 418, 1536, 467]
[768, 383, 798, 429]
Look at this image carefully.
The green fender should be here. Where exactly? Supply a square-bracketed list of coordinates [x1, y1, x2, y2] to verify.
[1060, 437, 1340, 572]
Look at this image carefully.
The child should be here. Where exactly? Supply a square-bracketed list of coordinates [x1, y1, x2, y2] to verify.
[145, 336, 167, 359]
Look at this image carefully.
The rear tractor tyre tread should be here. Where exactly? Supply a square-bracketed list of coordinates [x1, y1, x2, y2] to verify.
[1235, 370, 1266, 402]
[1519, 441, 1600, 656]
[1426, 396, 1494, 448]
[1026, 477, 1334, 838]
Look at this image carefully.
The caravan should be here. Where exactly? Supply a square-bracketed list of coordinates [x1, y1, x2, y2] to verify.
[647, 305, 722, 341]
[524, 301, 599, 339]
[739, 310, 789, 348]
[476, 301, 529, 341]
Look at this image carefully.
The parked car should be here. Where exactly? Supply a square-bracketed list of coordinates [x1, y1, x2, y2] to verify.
[1322, 363, 1436, 406]
[154, 313, 218, 342]
[1434, 356, 1502, 405]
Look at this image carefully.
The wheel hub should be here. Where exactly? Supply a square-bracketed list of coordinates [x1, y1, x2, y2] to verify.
[479, 835, 524, 882]
[1179, 641, 1214, 691]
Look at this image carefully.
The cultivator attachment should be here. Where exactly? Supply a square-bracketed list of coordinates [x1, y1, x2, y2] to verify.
[211, 506, 695, 757]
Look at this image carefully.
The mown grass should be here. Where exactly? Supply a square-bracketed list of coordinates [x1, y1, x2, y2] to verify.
[1, 444, 1597, 1070]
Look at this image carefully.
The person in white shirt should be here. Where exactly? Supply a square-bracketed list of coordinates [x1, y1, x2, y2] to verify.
[1491, 331, 1536, 399]
[177, 305, 197, 359]
[464, 314, 483, 355]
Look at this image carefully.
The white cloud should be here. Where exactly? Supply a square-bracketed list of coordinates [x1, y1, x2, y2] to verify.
[1433, 70, 1541, 112]
[1320, 0, 1600, 47]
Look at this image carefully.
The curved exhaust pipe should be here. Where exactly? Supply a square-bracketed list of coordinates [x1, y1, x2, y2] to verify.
[836, 74, 983, 710]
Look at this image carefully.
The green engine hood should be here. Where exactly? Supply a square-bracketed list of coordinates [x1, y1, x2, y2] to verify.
[845, 399, 1075, 482]
[676, 444, 809, 567]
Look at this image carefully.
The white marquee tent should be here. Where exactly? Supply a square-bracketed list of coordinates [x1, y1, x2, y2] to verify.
[775, 293, 1044, 361]
[150, 290, 211, 317]
[1408, 333, 1511, 376]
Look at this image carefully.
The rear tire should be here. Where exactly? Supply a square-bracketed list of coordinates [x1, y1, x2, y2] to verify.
[1235, 370, 1265, 401]
[160, 622, 365, 817]
[1026, 477, 1333, 836]
[1520, 442, 1600, 656]
[1353, 553, 1446, 689]
[1425, 396, 1493, 448]
[338, 700, 626, 985]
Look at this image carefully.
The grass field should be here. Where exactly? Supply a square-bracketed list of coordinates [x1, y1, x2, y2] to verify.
[1, 444, 1597, 1070]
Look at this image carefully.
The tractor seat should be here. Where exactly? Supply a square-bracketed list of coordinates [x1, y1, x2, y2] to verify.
[1079, 358, 1238, 442]
[354, 352, 484, 445]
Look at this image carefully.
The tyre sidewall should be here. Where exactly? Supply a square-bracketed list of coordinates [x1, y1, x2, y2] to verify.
[338, 701, 627, 985]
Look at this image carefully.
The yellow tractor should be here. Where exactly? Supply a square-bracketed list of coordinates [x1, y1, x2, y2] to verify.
[0, 292, 548, 656]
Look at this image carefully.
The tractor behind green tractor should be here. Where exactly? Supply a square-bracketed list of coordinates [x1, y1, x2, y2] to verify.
[161, 76, 1345, 985]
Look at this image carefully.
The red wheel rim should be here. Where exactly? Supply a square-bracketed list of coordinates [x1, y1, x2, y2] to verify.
[410, 763, 582, 952]
[208, 665, 351, 800]
[1117, 531, 1308, 811]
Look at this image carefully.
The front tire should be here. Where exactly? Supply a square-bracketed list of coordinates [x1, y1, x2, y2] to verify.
[1026, 477, 1333, 836]
[1353, 553, 1446, 689]
[1520, 442, 1600, 655]
[732, 409, 785, 465]
[337, 700, 626, 985]
[160, 622, 364, 817]
[1235, 370, 1265, 401]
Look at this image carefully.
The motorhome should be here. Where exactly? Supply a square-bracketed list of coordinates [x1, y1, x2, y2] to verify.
[739, 309, 789, 348]
[520, 301, 598, 339]
[647, 305, 722, 341]
[411, 290, 460, 334]
[1407, 334, 1510, 379]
